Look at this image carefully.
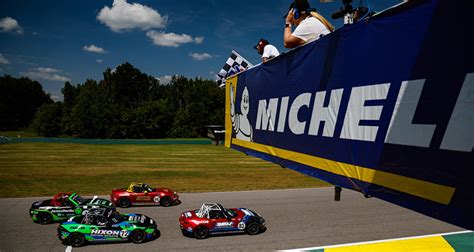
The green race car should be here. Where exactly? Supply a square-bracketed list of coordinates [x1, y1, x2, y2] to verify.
[58, 208, 159, 247]
[30, 192, 114, 224]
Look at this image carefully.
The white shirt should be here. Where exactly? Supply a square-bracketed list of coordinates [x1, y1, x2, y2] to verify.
[262, 44, 280, 59]
[292, 16, 330, 44]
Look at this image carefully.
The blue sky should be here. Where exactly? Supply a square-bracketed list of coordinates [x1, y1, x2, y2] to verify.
[0, 0, 402, 100]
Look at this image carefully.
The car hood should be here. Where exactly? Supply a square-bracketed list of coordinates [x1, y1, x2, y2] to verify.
[180, 209, 200, 219]
[30, 199, 52, 209]
[111, 188, 127, 194]
[84, 197, 114, 207]
[156, 187, 175, 194]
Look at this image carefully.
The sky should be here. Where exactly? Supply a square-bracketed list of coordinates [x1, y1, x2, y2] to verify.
[0, 0, 402, 100]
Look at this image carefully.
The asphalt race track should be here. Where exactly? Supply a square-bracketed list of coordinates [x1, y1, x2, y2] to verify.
[0, 188, 465, 251]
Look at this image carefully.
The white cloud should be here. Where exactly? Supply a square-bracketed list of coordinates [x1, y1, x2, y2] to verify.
[50, 93, 62, 102]
[96, 59, 103, 63]
[194, 37, 204, 44]
[83, 45, 107, 54]
[20, 67, 70, 82]
[189, 52, 213, 61]
[0, 17, 23, 34]
[156, 75, 173, 85]
[146, 30, 203, 47]
[97, 0, 168, 32]
[0, 53, 10, 64]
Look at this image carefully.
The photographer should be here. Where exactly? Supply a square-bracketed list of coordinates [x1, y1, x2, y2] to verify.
[284, 0, 334, 49]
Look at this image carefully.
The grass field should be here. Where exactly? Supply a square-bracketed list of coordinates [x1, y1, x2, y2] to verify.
[0, 131, 39, 138]
[0, 142, 328, 198]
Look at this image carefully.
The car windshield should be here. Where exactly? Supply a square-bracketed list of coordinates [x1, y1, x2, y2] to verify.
[225, 208, 238, 218]
[143, 184, 154, 192]
[108, 211, 124, 224]
[69, 194, 86, 205]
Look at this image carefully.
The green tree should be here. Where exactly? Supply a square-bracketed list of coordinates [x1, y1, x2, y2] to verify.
[30, 102, 63, 137]
[0, 75, 52, 130]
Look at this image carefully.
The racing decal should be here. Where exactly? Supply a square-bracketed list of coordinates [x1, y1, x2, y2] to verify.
[238, 222, 246, 230]
[51, 209, 74, 214]
[153, 196, 160, 203]
[128, 215, 146, 223]
[91, 229, 129, 238]
[136, 196, 151, 201]
[241, 209, 254, 217]
[190, 220, 209, 225]
[74, 208, 82, 215]
[215, 222, 233, 228]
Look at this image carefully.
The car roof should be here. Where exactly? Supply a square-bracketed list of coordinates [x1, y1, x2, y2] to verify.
[196, 203, 226, 218]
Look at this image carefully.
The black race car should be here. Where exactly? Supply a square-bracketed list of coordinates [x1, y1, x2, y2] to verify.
[30, 192, 114, 224]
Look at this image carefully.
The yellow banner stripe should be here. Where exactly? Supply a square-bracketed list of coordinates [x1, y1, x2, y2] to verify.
[224, 76, 238, 148]
[326, 236, 455, 252]
[232, 139, 455, 205]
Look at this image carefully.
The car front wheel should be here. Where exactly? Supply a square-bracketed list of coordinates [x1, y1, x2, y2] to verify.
[160, 197, 172, 207]
[118, 197, 131, 208]
[246, 222, 260, 235]
[194, 226, 209, 239]
[130, 230, 146, 243]
[69, 233, 86, 247]
[37, 212, 53, 225]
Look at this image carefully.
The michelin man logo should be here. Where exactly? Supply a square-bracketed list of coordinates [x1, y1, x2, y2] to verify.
[230, 85, 253, 142]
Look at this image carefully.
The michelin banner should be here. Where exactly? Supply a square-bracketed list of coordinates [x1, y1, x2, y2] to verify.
[225, 0, 473, 229]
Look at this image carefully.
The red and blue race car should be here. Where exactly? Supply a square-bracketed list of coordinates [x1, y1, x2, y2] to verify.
[179, 203, 266, 239]
[111, 182, 180, 208]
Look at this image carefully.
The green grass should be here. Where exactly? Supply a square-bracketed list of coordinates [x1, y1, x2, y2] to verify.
[0, 131, 39, 138]
[0, 143, 328, 198]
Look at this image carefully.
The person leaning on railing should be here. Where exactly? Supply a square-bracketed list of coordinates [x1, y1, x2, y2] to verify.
[284, 0, 335, 49]
[254, 38, 280, 63]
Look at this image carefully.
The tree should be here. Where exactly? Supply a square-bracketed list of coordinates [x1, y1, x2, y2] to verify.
[30, 102, 63, 137]
[23, 62, 226, 139]
[0, 75, 52, 130]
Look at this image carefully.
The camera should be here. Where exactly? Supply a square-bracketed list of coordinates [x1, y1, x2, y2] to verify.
[331, 0, 353, 20]
[331, 0, 370, 24]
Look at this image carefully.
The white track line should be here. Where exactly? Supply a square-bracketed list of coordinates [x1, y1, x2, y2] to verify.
[65, 245, 72, 252]
[279, 230, 472, 251]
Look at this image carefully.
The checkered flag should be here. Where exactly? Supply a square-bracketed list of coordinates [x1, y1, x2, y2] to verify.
[216, 50, 253, 87]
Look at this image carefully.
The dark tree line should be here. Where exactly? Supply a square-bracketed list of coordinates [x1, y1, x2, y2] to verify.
[2, 62, 225, 138]
[0, 75, 52, 131]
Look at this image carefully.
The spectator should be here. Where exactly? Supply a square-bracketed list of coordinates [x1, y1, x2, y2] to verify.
[254, 39, 280, 63]
[284, 0, 334, 48]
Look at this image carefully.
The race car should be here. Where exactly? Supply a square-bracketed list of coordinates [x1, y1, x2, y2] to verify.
[179, 203, 266, 239]
[30, 192, 114, 224]
[58, 208, 159, 247]
[111, 182, 180, 208]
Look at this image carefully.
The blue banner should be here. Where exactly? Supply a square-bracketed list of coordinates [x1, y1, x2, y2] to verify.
[225, 0, 473, 229]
